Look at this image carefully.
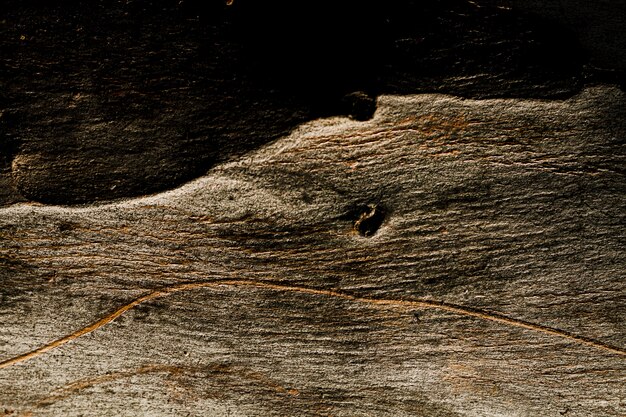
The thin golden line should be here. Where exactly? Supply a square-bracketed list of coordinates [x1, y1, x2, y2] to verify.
[0, 291, 165, 370]
[1, 280, 624, 370]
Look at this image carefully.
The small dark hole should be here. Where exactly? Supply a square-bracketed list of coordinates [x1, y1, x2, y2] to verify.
[57, 221, 77, 233]
[424, 277, 440, 286]
[412, 312, 420, 322]
[354, 204, 386, 237]
[341, 91, 377, 121]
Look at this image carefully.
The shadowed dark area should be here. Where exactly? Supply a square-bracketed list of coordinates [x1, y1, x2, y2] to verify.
[0, 0, 623, 205]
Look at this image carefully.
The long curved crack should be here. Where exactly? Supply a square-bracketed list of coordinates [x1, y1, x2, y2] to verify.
[1, 279, 624, 370]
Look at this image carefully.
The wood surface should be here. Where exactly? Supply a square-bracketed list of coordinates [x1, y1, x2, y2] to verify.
[2, 88, 625, 416]
[4, 0, 624, 206]
[1, 1, 625, 416]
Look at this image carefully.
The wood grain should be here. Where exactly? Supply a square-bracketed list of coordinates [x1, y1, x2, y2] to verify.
[5, 0, 623, 206]
[1, 87, 625, 416]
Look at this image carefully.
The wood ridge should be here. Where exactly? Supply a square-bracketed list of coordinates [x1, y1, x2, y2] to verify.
[1, 279, 624, 370]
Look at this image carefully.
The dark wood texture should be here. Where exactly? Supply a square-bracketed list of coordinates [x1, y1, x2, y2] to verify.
[3, 0, 624, 206]
[1, 1, 625, 416]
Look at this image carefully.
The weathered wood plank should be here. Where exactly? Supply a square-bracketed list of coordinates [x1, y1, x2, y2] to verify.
[4, 0, 624, 206]
[1, 87, 625, 416]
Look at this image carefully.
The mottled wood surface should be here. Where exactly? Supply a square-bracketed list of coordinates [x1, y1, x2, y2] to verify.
[2, 0, 626, 415]
[1, 87, 625, 416]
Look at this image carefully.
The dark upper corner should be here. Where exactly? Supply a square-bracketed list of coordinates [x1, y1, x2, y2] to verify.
[1, 0, 624, 206]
